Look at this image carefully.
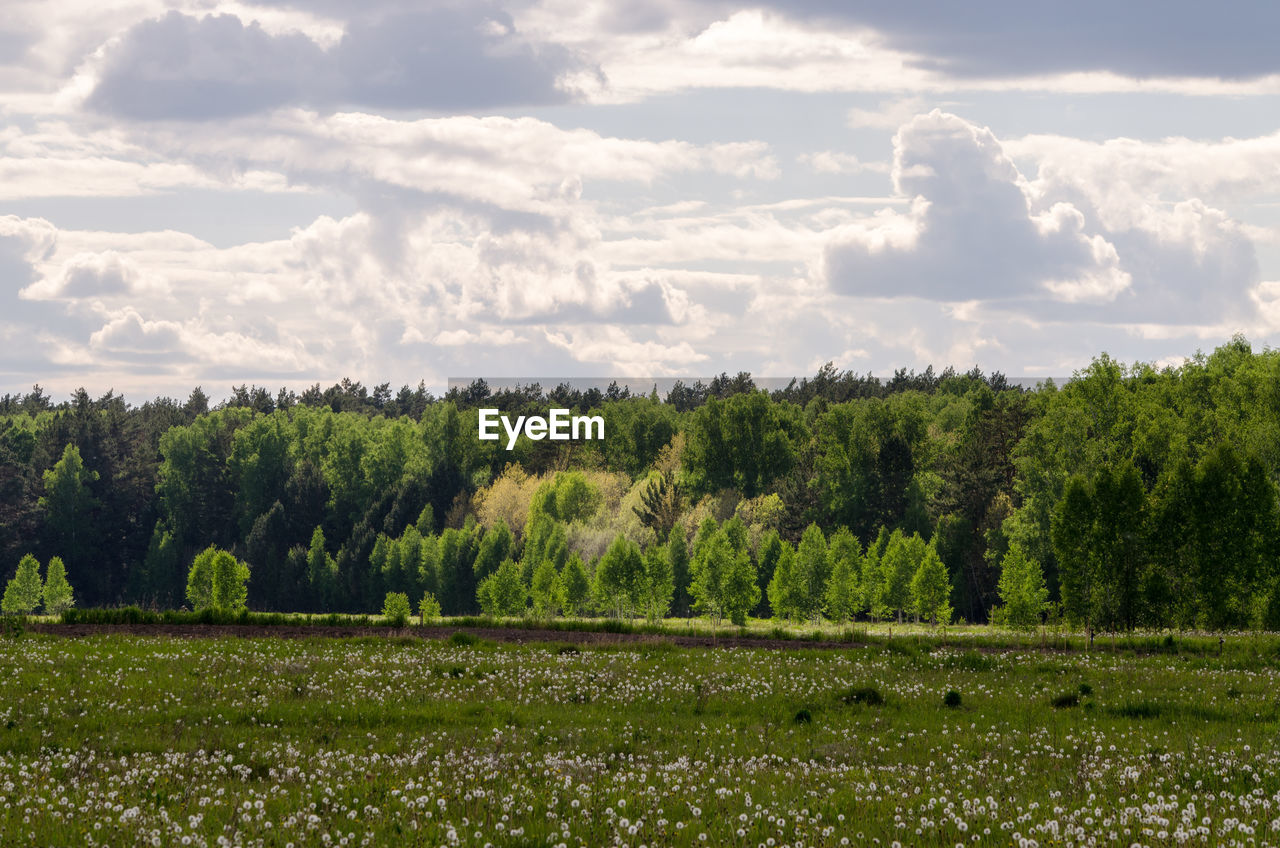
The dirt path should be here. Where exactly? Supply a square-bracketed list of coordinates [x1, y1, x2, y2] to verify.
[26, 621, 870, 652]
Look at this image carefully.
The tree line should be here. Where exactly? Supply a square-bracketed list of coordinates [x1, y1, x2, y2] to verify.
[4, 337, 1280, 630]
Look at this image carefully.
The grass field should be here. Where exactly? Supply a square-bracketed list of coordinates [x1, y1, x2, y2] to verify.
[2, 628, 1280, 847]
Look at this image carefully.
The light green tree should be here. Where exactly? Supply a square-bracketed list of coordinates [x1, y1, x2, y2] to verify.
[2, 554, 43, 615]
[766, 542, 798, 620]
[418, 591, 442, 624]
[42, 556, 75, 615]
[185, 546, 218, 610]
[721, 542, 760, 627]
[910, 544, 952, 626]
[878, 530, 917, 623]
[825, 527, 862, 623]
[38, 444, 99, 579]
[640, 543, 675, 622]
[992, 542, 1049, 630]
[306, 526, 338, 610]
[530, 559, 562, 619]
[793, 524, 831, 623]
[477, 558, 527, 617]
[594, 535, 645, 619]
[382, 591, 412, 625]
[559, 554, 590, 617]
[211, 549, 250, 612]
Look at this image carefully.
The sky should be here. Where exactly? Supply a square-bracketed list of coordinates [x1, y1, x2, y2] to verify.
[4, 1, 1280, 399]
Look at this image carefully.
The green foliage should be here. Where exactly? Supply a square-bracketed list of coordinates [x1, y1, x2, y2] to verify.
[993, 542, 1048, 630]
[187, 546, 249, 612]
[2, 554, 42, 615]
[793, 524, 830, 623]
[684, 391, 806, 497]
[689, 522, 758, 627]
[530, 559, 562, 619]
[382, 591, 412, 625]
[767, 542, 798, 621]
[41, 556, 75, 615]
[476, 558, 526, 617]
[640, 543, 674, 622]
[824, 528, 862, 623]
[211, 549, 250, 612]
[559, 554, 590, 617]
[418, 592, 442, 623]
[594, 535, 645, 619]
[909, 543, 952, 626]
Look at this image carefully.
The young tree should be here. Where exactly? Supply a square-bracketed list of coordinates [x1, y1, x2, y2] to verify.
[476, 558, 527, 617]
[186, 545, 218, 610]
[861, 526, 892, 617]
[767, 542, 798, 620]
[992, 542, 1048, 630]
[210, 549, 250, 612]
[530, 559, 562, 619]
[877, 530, 915, 622]
[641, 543, 675, 622]
[382, 591, 411, 625]
[721, 542, 760, 626]
[825, 528, 862, 623]
[418, 591, 442, 623]
[559, 554, 590, 617]
[910, 544, 952, 626]
[38, 444, 100, 591]
[594, 535, 645, 619]
[689, 529, 731, 626]
[306, 527, 338, 611]
[755, 529, 784, 617]
[2, 554, 43, 615]
[42, 556, 75, 615]
[793, 524, 831, 623]
[667, 527, 691, 617]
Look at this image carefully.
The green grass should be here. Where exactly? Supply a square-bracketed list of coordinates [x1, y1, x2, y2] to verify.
[3, 629, 1280, 845]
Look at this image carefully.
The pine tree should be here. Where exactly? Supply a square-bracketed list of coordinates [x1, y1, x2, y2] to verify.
[2, 554, 43, 615]
[42, 556, 75, 615]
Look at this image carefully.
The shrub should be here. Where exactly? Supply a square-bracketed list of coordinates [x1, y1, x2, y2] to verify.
[1050, 692, 1080, 709]
[382, 592, 411, 626]
[793, 708, 813, 724]
[841, 686, 884, 706]
[943, 690, 962, 708]
[1078, 682, 1093, 696]
[449, 631, 478, 647]
[418, 592, 442, 624]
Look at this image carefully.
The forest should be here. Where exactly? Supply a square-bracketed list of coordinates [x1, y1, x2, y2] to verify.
[3, 335, 1280, 632]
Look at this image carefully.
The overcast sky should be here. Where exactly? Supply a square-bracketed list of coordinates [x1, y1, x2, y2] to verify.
[4, 1, 1280, 399]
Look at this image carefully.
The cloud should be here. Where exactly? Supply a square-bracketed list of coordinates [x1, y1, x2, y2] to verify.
[824, 111, 1130, 304]
[712, 1, 1280, 81]
[798, 151, 889, 175]
[28, 250, 151, 298]
[87, 6, 592, 120]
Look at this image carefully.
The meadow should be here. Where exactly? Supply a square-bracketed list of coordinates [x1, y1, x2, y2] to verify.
[2, 628, 1280, 847]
